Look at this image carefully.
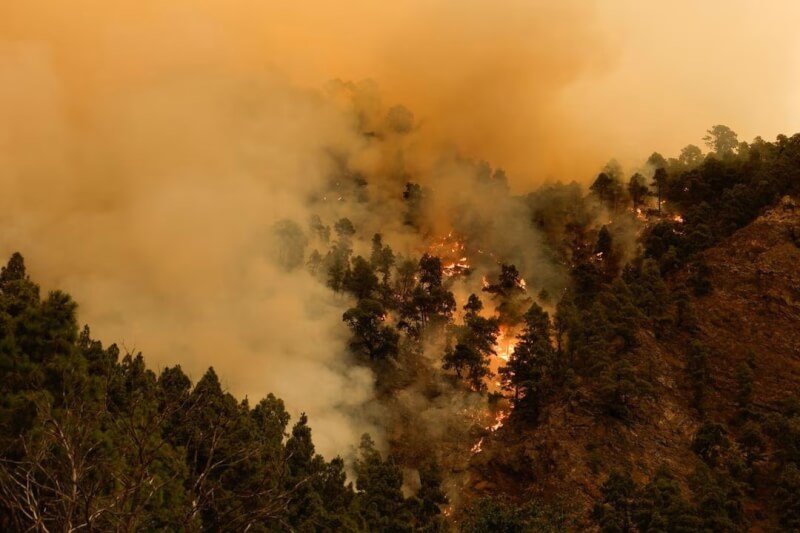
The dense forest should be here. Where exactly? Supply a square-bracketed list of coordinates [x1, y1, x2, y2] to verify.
[3, 123, 800, 532]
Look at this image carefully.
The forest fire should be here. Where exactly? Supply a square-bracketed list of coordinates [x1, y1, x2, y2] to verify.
[442, 257, 471, 277]
[1, 0, 797, 529]
[470, 409, 510, 455]
[469, 329, 516, 455]
[495, 326, 517, 362]
[428, 232, 471, 277]
[489, 409, 508, 431]
[470, 438, 484, 454]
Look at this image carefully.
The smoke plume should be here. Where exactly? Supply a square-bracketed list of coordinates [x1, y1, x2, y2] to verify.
[1, 0, 799, 458]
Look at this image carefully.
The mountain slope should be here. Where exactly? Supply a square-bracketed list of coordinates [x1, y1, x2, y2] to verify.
[466, 196, 800, 530]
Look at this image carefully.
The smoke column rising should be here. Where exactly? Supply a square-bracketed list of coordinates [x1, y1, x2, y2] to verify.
[1, 0, 800, 457]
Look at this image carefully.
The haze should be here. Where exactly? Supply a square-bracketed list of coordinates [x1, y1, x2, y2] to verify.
[1, 0, 798, 457]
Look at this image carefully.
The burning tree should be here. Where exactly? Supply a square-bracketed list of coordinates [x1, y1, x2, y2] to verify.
[498, 303, 555, 416]
[443, 294, 499, 391]
[482, 264, 531, 326]
[398, 255, 456, 337]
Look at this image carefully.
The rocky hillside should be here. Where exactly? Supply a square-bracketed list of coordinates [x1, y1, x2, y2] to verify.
[697, 196, 800, 412]
[465, 196, 800, 531]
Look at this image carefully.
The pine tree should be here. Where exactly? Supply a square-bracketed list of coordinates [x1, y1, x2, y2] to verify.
[594, 470, 636, 533]
[354, 435, 412, 533]
[343, 299, 399, 361]
[499, 303, 554, 416]
[444, 296, 498, 390]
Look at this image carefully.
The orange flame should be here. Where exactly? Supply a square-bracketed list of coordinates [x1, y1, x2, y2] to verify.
[489, 410, 508, 432]
[495, 326, 517, 362]
[428, 233, 471, 277]
[469, 329, 515, 455]
[470, 438, 484, 454]
[469, 409, 510, 455]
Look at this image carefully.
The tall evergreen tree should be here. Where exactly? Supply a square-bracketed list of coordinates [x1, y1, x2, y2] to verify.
[499, 303, 554, 416]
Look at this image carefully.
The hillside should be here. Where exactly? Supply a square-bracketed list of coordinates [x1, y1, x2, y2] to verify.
[3, 122, 800, 531]
[697, 196, 800, 411]
[466, 196, 800, 531]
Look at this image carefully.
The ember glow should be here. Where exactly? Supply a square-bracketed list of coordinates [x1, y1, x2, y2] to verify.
[495, 326, 518, 363]
[489, 410, 509, 432]
[428, 233, 471, 277]
[469, 409, 510, 455]
[470, 438, 484, 454]
[469, 330, 515, 455]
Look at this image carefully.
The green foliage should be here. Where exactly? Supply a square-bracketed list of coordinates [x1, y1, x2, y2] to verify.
[460, 497, 572, 533]
[595, 226, 621, 279]
[444, 294, 499, 391]
[594, 470, 636, 533]
[482, 264, 531, 326]
[343, 299, 400, 361]
[0, 253, 444, 532]
[460, 497, 529, 533]
[4, 123, 800, 531]
[640, 131, 800, 273]
[334, 217, 356, 238]
[410, 461, 448, 532]
[627, 259, 670, 322]
[692, 421, 728, 464]
[596, 358, 649, 419]
[399, 255, 456, 336]
[678, 144, 704, 168]
[627, 173, 649, 210]
[370, 233, 396, 291]
[595, 226, 613, 257]
[738, 421, 765, 468]
[775, 462, 800, 531]
[325, 239, 353, 293]
[651, 167, 668, 214]
[762, 398, 800, 528]
[591, 172, 624, 209]
[703, 125, 739, 156]
[764, 397, 800, 467]
[345, 256, 379, 300]
[594, 466, 747, 533]
[633, 466, 701, 532]
[354, 435, 412, 533]
[688, 464, 746, 532]
[498, 303, 554, 415]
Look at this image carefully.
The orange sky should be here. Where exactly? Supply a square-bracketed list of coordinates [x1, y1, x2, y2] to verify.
[2, 0, 799, 187]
